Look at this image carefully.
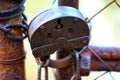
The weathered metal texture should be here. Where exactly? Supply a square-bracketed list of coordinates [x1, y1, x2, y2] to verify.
[56, 0, 80, 80]
[83, 46, 120, 60]
[0, 0, 25, 80]
[48, 46, 120, 71]
[58, 0, 79, 9]
[91, 59, 120, 71]
[28, 6, 90, 59]
[56, 49, 73, 80]
[84, 46, 120, 71]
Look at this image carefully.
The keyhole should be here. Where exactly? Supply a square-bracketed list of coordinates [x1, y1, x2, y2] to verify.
[55, 19, 63, 30]
[47, 33, 52, 38]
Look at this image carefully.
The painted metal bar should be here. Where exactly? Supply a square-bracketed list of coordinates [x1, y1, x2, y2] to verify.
[0, 0, 25, 80]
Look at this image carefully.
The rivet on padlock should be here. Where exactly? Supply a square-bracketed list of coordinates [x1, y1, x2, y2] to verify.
[28, 6, 90, 59]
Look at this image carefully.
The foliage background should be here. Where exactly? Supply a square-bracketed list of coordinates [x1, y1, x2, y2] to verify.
[24, 0, 120, 80]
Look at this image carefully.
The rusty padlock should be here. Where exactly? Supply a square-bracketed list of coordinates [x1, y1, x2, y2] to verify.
[28, 6, 90, 60]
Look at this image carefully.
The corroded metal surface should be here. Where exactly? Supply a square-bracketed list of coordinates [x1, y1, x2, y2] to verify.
[0, 0, 25, 80]
[48, 46, 120, 71]
[83, 46, 120, 60]
[56, 49, 73, 80]
[58, 0, 79, 9]
[28, 6, 90, 59]
[56, 0, 80, 80]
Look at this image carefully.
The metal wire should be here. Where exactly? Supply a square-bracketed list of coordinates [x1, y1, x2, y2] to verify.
[88, 46, 112, 71]
[86, 0, 120, 79]
[88, 46, 115, 80]
[4, 23, 28, 40]
[52, 0, 57, 7]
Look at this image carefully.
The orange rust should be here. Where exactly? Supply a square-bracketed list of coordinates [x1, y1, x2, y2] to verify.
[82, 46, 120, 60]
[58, 0, 79, 9]
[56, 0, 81, 80]
[0, 0, 25, 80]
[56, 49, 73, 80]
[91, 59, 120, 71]
[48, 55, 72, 68]
[50, 46, 120, 79]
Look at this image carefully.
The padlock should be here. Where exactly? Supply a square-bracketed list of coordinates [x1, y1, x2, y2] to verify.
[28, 6, 90, 59]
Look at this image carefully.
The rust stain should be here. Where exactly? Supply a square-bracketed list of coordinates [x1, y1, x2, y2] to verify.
[0, 0, 25, 80]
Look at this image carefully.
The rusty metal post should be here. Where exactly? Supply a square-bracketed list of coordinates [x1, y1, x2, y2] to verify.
[0, 0, 25, 80]
[58, 0, 79, 9]
[56, 0, 79, 80]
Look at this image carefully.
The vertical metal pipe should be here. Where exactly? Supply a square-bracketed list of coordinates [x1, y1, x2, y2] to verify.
[0, 0, 25, 80]
[56, 49, 73, 80]
[56, 0, 79, 80]
[58, 0, 79, 9]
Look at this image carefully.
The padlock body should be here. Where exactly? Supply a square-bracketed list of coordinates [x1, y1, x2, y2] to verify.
[28, 6, 90, 58]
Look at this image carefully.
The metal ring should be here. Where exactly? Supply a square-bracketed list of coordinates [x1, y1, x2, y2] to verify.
[0, 53, 25, 65]
[0, 24, 9, 32]
[115, 0, 120, 8]
[46, 54, 72, 68]
[22, 13, 27, 21]
[4, 23, 28, 40]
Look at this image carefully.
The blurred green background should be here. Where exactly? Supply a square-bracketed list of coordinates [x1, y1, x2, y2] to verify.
[24, 0, 120, 80]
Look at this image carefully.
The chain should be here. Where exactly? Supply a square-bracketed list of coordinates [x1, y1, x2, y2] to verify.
[37, 59, 49, 80]
[0, 0, 28, 40]
[0, 23, 28, 40]
[71, 47, 87, 80]
[4, 23, 28, 40]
